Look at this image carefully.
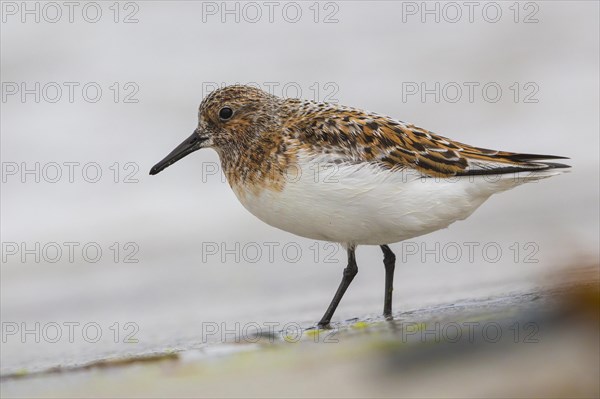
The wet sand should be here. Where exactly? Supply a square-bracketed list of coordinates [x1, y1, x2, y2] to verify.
[2, 266, 598, 398]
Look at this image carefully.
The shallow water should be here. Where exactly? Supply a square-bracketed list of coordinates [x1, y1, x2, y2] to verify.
[2, 279, 598, 398]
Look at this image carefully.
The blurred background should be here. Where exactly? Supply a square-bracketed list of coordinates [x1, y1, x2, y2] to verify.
[1, 1, 598, 397]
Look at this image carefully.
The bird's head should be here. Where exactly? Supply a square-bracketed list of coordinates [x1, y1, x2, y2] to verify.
[149, 85, 280, 175]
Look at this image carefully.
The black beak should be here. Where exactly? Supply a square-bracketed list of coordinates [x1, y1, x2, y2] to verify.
[149, 131, 206, 175]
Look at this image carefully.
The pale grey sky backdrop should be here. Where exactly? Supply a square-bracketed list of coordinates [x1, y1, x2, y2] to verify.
[1, 1, 598, 374]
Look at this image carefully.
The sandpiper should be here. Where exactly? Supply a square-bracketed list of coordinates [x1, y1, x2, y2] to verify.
[150, 85, 569, 327]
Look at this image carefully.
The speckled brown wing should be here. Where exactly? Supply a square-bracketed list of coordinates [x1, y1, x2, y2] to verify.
[288, 106, 569, 178]
[366, 117, 570, 177]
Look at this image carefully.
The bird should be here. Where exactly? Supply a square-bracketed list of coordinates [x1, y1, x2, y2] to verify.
[150, 85, 570, 328]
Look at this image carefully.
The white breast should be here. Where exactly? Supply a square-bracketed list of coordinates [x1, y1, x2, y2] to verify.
[229, 154, 558, 246]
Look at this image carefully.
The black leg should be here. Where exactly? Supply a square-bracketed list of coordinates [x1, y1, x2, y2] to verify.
[318, 246, 358, 328]
[381, 245, 396, 318]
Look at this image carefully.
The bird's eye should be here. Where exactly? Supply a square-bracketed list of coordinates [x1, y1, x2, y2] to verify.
[219, 107, 233, 120]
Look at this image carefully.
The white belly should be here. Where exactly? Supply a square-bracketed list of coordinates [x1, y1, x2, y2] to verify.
[229, 159, 539, 246]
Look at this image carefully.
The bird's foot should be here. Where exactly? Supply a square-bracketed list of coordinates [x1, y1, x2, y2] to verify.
[317, 321, 333, 330]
